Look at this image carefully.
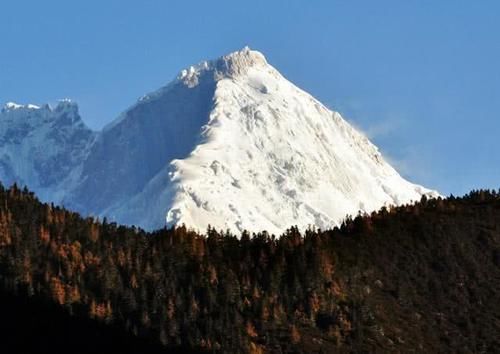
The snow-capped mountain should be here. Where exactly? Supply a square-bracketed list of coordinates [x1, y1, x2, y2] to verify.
[0, 47, 438, 234]
[0, 100, 95, 203]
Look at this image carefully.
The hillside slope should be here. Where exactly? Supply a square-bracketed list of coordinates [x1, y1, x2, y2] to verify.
[0, 185, 498, 353]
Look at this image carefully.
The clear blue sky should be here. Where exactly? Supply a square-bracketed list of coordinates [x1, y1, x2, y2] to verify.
[1, 0, 499, 196]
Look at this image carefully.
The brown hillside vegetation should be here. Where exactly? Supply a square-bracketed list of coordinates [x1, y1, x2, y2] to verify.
[0, 184, 499, 353]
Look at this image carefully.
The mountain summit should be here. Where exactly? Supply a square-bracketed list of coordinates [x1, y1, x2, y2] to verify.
[0, 47, 438, 234]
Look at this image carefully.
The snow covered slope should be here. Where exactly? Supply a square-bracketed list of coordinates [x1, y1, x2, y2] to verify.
[160, 47, 438, 234]
[0, 47, 438, 234]
[0, 100, 95, 202]
[75, 47, 437, 233]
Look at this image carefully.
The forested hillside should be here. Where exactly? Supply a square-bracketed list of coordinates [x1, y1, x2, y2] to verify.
[0, 183, 499, 353]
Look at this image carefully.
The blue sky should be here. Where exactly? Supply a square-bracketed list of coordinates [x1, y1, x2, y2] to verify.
[1, 0, 499, 195]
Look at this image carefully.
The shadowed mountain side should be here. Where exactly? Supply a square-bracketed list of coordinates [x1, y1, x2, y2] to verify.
[66, 73, 217, 218]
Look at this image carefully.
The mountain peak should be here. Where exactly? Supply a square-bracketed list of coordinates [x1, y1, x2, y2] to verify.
[177, 46, 269, 87]
[1, 48, 439, 234]
[2, 99, 78, 115]
[217, 46, 268, 75]
[54, 99, 79, 114]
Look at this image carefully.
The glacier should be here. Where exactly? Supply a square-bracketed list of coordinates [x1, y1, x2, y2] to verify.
[0, 47, 439, 235]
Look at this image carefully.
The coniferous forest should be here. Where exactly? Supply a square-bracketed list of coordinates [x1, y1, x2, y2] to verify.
[0, 183, 499, 353]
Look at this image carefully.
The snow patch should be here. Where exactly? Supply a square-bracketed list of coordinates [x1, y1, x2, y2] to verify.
[3, 102, 40, 111]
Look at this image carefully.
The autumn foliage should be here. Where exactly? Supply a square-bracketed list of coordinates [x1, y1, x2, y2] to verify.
[0, 183, 499, 353]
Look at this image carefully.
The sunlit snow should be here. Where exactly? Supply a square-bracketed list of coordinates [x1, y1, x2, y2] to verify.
[0, 47, 439, 235]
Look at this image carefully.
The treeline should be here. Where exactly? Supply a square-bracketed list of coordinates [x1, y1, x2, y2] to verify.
[0, 184, 499, 353]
